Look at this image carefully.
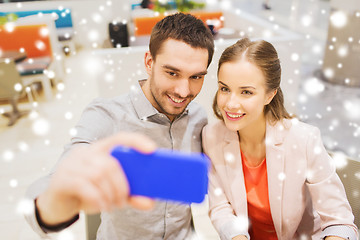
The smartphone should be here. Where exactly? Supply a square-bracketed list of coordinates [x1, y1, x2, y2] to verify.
[111, 145, 210, 204]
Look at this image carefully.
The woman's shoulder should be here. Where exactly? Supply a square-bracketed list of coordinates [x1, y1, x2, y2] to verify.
[277, 118, 319, 133]
[202, 120, 229, 146]
[203, 120, 228, 136]
[271, 118, 321, 144]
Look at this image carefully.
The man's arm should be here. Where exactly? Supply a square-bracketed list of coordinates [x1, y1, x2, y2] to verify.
[34, 132, 156, 228]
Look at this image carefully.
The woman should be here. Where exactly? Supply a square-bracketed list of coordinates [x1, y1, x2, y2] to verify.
[202, 38, 358, 240]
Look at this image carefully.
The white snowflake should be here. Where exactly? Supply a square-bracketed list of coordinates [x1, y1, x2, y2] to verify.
[57, 83, 65, 91]
[3, 150, 14, 162]
[214, 188, 223, 196]
[337, 45, 349, 57]
[353, 190, 359, 198]
[18, 142, 29, 152]
[313, 146, 322, 155]
[291, 53, 299, 62]
[69, 128, 77, 137]
[306, 170, 314, 180]
[355, 172, 360, 180]
[32, 118, 50, 136]
[301, 15, 312, 27]
[224, 152, 235, 163]
[330, 11, 347, 28]
[331, 151, 348, 169]
[298, 93, 308, 103]
[303, 77, 325, 96]
[16, 198, 34, 216]
[343, 99, 360, 120]
[278, 172, 286, 181]
[105, 73, 115, 83]
[299, 233, 310, 240]
[9, 179, 18, 188]
[65, 112, 73, 120]
[312, 44, 322, 54]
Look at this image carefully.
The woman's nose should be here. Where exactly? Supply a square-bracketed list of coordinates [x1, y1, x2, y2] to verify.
[226, 94, 241, 110]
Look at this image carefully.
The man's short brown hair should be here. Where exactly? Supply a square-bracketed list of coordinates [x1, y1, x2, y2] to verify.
[149, 12, 214, 67]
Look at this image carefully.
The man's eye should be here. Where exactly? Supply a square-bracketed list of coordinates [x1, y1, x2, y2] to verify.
[167, 72, 177, 76]
[191, 76, 202, 80]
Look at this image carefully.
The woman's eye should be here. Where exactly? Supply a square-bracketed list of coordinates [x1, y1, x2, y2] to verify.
[242, 90, 252, 95]
[220, 87, 229, 92]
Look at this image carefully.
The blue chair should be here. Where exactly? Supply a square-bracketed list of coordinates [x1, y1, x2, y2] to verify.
[0, 9, 73, 29]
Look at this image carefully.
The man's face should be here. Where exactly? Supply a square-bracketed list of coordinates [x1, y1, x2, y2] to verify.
[143, 39, 209, 121]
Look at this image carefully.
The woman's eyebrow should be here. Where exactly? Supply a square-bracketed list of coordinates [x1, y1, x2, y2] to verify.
[218, 81, 255, 89]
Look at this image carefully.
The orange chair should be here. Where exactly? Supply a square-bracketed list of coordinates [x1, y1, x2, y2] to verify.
[133, 11, 224, 36]
[0, 24, 53, 100]
[0, 24, 52, 58]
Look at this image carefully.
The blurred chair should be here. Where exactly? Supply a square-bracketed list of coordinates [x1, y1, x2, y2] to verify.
[85, 213, 101, 240]
[0, 20, 63, 100]
[0, 8, 75, 54]
[0, 60, 30, 126]
[16, 14, 66, 86]
[334, 155, 360, 228]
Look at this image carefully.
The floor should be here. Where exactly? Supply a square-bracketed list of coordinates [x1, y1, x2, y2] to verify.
[0, 0, 359, 239]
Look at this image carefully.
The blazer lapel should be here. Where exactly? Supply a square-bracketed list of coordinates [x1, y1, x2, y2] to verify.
[266, 121, 286, 238]
[223, 129, 248, 218]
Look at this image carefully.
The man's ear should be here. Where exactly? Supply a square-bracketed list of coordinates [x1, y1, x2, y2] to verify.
[144, 51, 153, 75]
[265, 89, 277, 105]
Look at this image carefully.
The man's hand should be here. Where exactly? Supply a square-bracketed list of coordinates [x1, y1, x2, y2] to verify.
[36, 132, 156, 226]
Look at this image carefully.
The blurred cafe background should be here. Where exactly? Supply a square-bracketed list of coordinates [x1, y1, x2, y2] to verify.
[0, 0, 359, 239]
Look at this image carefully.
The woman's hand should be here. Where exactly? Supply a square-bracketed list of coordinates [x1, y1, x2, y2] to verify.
[232, 235, 248, 240]
[324, 236, 346, 240]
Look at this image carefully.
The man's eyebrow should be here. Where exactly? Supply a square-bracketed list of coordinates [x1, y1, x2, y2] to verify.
[162, 64, 207, 76]
[162, 64, 180, 72]
[193, 70, 208, 76]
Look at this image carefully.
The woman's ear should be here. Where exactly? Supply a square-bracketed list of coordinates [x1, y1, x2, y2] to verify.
[144, 51, 153, 75]
[265, 89, 277, 105]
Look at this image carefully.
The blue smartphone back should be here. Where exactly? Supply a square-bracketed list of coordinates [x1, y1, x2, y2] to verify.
[111, 146, 210, 204]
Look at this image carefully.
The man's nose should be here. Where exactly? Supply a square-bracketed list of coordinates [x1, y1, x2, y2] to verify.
[174, 79, 191, 98]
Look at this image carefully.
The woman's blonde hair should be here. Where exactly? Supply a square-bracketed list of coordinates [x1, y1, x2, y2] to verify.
[213, 38, 292, 122]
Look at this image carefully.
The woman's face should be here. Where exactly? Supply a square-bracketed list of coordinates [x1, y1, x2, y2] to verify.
[217, 59, 275, 132]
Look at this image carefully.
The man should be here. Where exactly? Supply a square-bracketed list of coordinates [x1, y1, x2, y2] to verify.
[25, 12, 214, 239]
